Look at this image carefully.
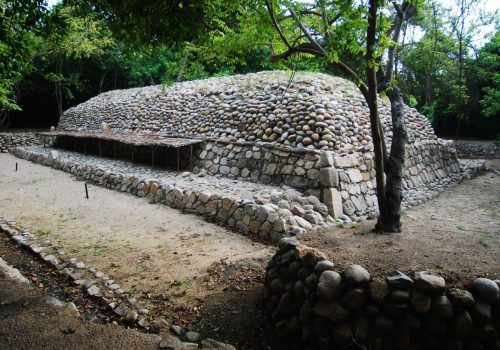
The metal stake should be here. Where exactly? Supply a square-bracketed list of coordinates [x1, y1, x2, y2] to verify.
[85, 183, 89, 199]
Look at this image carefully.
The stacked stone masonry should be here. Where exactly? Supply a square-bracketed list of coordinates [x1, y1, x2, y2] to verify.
[454, 141, 499, 159]
[43, 71, 485, 217]
[0, 132, 40, 152]
[265, 238, 500, 350]
[12, 147, 337, 240]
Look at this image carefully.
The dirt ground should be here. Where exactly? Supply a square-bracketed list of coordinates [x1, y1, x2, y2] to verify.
[0, 239, 161, 350]
[302, 159, 500, 282]
[0, 277, 160, 350]
[0, 154, 273, 329]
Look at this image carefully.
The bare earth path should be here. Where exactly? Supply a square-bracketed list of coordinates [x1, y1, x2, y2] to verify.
[0, 153, 273, 321]
[302, 159, 500, 281]
[0, 275, 160, 350]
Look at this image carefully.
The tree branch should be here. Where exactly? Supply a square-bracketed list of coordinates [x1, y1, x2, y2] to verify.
[271, 43, 325, 61]
[378, 1, 416, 92]
[287, 7, 326, 55]
[328, 12, 342, 25]
[264, 0, 292, 49]
[328, 62, 369, 99]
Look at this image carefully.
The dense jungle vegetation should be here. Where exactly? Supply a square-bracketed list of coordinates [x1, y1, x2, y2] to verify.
[0, 0, 498, 139]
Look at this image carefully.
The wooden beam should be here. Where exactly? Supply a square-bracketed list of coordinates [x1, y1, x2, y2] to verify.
[177, 148, 180, 172]
[190, 145, 193, 171]
[151, 146, 154, 168]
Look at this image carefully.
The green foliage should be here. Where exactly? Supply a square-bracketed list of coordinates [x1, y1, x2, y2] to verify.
[420, 101, 438, 123]
[408, 95, 418, 108]
[0, 0, 45, 113]
[398, 0, 499, 137]
[476, 31, 500, 118]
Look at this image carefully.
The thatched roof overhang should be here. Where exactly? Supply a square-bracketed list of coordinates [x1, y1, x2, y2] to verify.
[39, 131, 203, 148]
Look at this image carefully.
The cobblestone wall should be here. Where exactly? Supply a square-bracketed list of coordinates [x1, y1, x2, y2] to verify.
[0, 132, 39, 152]
[190, 139, 465, 218]
[454, 141, 499, 159]
[265, 238, 500, 349]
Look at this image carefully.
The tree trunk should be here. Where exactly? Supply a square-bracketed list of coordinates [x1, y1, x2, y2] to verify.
[0, 112, 10, 130]
[55, 82, 63, 118]
[176, 52, 189, 82]
[55, 55, 63, 118]
[376, 85, 407, 232]
[99, 69, 109, 93]
[367, 0, 387, 219]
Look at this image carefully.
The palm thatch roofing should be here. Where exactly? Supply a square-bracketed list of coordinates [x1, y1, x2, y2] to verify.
[39, 131, 203, 148]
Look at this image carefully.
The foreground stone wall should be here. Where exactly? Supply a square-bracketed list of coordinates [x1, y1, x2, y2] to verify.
[265, 238, 500, 350]
[0, 132, 39, 152]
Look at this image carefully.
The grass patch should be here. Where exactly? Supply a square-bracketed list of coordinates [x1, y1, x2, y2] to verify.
[357, 229, 366, 236]
[36, 228, 52, 237]
[457, 225, 465, 231]
[171, 278, 191, 288]
[82, 241, 109, 256]
[478, 232, 490, 247]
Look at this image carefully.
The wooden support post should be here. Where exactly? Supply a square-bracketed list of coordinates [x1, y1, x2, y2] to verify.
[177, 148, 180, 172]
[190, 145, 193, 171]
[151, 146, 154, 168]
[85, 183, 89, 199]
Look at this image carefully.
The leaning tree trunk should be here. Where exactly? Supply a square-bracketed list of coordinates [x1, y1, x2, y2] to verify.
[0, 111, 10, 130]
[376, 85, 408, 232]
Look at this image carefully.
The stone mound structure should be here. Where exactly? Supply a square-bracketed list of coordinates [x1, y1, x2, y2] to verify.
[59, 71, 436, 153]
[52, 71, 464, 219]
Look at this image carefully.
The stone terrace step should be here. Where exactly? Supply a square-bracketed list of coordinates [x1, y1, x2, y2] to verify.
[11, 146, 340, 241]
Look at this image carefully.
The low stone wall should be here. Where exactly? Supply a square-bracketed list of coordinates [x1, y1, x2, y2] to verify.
[190, 138, 466, 218]
[192, 140, 324, 192]
[11, 147, 335, 241]
[264, 238, 500, 349]
[455, 141, 499, 159]
[0, 132, 40, 152]
[334, 140, 463, 217]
